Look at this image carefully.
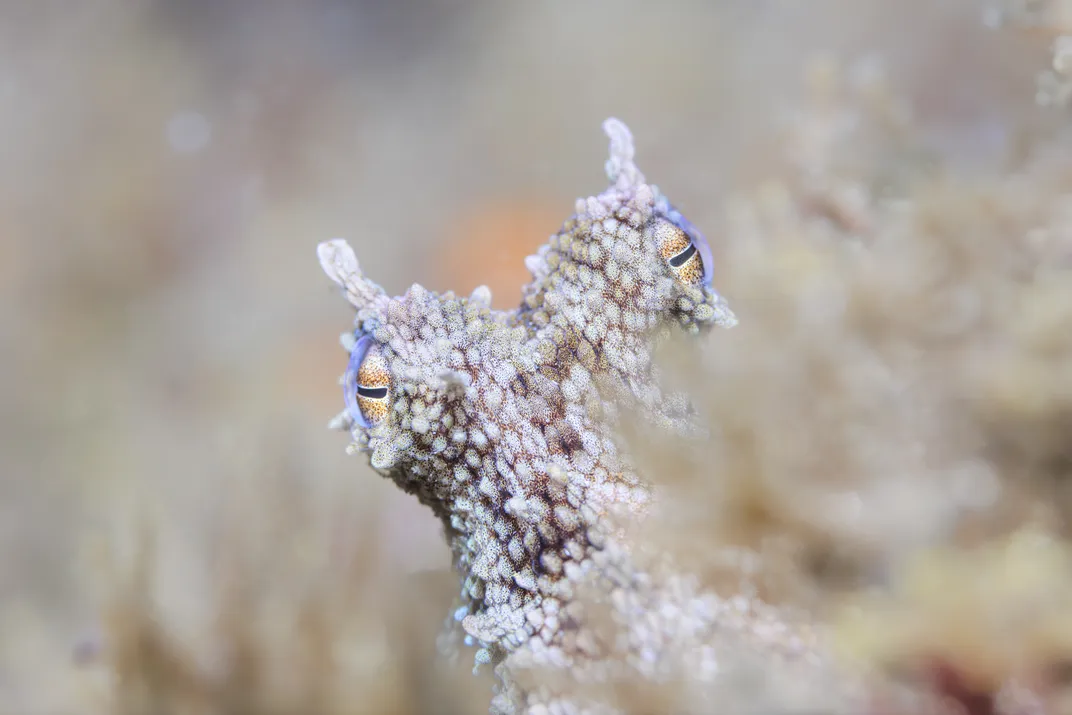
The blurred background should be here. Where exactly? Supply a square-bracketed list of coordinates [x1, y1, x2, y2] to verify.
[1, 1, 1068, 713]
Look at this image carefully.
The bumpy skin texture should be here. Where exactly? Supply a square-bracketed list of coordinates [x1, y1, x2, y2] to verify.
[319, 120, 747, 713]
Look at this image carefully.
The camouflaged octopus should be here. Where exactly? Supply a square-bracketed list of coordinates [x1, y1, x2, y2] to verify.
[318, 119, 737, 707]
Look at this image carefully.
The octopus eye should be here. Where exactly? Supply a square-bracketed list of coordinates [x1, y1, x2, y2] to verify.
[343, 334, 391, 428]
[652, 210, 714, 288]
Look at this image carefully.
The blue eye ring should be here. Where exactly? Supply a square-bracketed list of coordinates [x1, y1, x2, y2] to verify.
[667, 208, 714, 288]
[344, 333, 375, 428]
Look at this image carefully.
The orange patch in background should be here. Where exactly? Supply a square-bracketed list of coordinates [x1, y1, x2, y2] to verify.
[436, 200, 565, 311]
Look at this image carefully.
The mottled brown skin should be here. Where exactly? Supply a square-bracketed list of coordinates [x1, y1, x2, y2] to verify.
[319, 120, 746, 714]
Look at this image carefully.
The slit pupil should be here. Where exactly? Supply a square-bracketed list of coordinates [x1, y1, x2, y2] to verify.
[668, 243, 697, 268]
[357, 386, 388, 399]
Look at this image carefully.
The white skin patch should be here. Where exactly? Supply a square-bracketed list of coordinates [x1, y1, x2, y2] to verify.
[321, 118, 738, 701]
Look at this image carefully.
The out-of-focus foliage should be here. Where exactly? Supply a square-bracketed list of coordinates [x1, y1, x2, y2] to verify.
[6, 1, 1072, 713]
[837, 528, 1072, 712]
